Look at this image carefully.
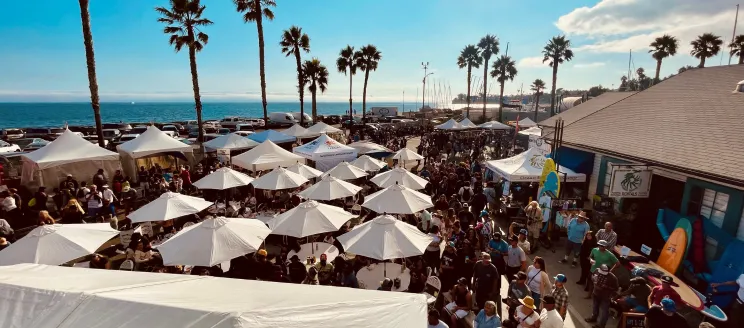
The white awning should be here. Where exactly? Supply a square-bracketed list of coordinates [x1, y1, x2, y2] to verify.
[485, 147, 586, 182]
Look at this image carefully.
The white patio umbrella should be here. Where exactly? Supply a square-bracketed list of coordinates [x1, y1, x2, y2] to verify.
[192, 167, 255, 190]
[128, 192, 213, 223]
[321, 161, 368, 180]
[267, 200, 355, 238]
[370, 167, 428, 190]
[337, 214, 433, 260]
[0, 224, 118, 266]
[156, 217, 271, 267]
[251, 167, 309, 190]
[362, 183, 433, 214]
[392, 148, 424, 161]
[286, 161, 323, 179]
[350, 155, 386, 172]
[347, 141, 393, 155]
[298, 175, 362, 201]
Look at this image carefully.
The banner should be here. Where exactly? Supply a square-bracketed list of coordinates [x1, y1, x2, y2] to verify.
[216, 149, 231, 166]
[608, 166, 652, 198]
[528, 135, 551, 156]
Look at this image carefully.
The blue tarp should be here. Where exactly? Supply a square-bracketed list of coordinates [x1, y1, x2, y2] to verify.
[554, 147, 595, 175]
[248, 130, 296, 144]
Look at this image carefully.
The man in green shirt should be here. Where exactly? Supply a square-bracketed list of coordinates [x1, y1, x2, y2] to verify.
[590, 240, 619, 273]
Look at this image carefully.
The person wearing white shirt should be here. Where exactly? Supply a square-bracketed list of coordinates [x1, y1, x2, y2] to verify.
[427, 309, 449, 328]
[539, 295, 564, 328]
[711, 273, 744, 327]
[101, 184, 117, 216]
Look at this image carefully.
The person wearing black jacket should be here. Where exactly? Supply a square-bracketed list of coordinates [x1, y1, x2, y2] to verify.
[577, 230, 597, 286]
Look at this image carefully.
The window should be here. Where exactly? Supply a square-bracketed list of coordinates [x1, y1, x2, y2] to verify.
[602, 161, 613, 196]
[699, 189, 729, 228]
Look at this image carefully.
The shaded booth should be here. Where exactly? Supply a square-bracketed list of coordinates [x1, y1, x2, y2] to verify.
[203, 133, 259, 154]
[21, 130, 121, 190]
[247, 130, 296, 148]
[293, 134, 358, 171]
[232, 140, 305, 172]
[117, 126, 194, 182]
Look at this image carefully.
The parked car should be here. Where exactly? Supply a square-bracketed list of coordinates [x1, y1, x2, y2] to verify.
[220, 117, 244, 131]
[268, 112, 297, 124]
[67, 125, 96, 136]
[83, 136, 109, 147]
[102, 122, 132, 133]
[235, 124, 255, 132]
[246, 118, 265, 127]
[130, 126, 149, 134]
[23, 138, 51, 152]
[217, 128, 231, 135]
[23, 128, 53, 139]
[161, 125, 179, 135]
[102, 128, 121, 141]
[327, 115, 342, 124]
[234, 131, 254, 137]
[0, 152, 26, 188]
[1, 128, 24, 140]
[0, 140, 22, 153]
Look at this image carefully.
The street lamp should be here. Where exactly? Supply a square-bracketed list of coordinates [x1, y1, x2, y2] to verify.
[421, 62, 433, 109]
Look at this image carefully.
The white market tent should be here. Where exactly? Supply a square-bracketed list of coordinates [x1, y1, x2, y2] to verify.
[518, 126, 542, 136]
[478, 121, 513, 130]
[117, 126, 194, 181]
[434, 118, 463, 130]
[306, 122, 342, 135]
[484, 147, 586, 182]
[21, 130, 121, 189]
[203, 133, 259, 151]
[293, 134, 358, 171]
[515, 117, 537, 128]
[232, 140, 305, 171]
[459, 118, 478, 129]
[347, 140, 393, 156]
[281, 124, 313, 138]
[0, 264, 427, 328]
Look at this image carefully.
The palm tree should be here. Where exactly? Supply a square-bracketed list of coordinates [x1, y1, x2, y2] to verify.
[490, 55, 517, 122]
[280, 26, 310, 124]
[648, 34, 679, 81]
[456, 45, 482, 117]
[78, 0, 104, 147]
[542, 36, 574, 116]
[336, 45, 357, 117]
[530, 79, 546, 122]
[302, 58, 329, 121]
[234, 0, 275, 123]
[156, 0, 212, 144]
[477, 35, 499, 120]
[355, 45, 382, 131]
[690, 33, 723, 68]
[729, 34, 744, 65]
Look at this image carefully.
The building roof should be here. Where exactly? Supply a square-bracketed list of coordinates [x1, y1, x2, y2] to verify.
[545, 65, 744, 186]
[539, 92, 637, 128]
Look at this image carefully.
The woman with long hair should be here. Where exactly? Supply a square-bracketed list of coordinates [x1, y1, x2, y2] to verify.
[37, 210, 55, 226]
[577, 230, 597, 287]
[524, 201, 543, 247]
[525, 256, 551, 310]
[61, 199, 85, 223]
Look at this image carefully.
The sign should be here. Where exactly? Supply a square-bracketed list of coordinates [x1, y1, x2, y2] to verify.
[528, 135, 551, 156]
[608, 166, 652, 198]
[640, 244, 652, 256]
[216, 148, 231, 166]
[620, 312, 645, 328]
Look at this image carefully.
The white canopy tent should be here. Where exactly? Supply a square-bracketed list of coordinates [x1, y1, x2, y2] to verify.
[306, 122, 342, 135]
[285, 162, 323, 179]
[281, 124, 313, 138]
[250, 167, 309, 190]
[203, 133, 259, 151]
[478, 121, 513, 130]
[458, 118, 478, 129]
[434, 118, 463, 130]
[192, 167, 255, 190]
[21, 130, 121, 190]
[232, 140, 305, 171]
[293, 134, 358, 171]
[347, 140, 393, 156]
[518, 126, 542, 136]
[127, 192, 213, 223]
[515, 117, 537, 128]
[0, 224, 119, 266]
[0, 264, 427, 328]
[484, 147, 587, 182]
[117, 126, 194, 181]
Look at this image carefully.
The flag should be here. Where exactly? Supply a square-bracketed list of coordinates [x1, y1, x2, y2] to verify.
[515, 114, 520, 134]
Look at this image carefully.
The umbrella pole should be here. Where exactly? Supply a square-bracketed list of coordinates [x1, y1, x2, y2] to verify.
[384, 261, 387, 277]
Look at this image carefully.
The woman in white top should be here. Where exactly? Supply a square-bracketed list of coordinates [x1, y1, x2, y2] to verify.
[526, 256, 551, 310]
[425, 225, 442, 274]
[513, 296, 540, 327]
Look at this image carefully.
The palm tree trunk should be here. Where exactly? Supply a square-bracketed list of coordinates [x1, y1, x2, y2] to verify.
[533, 92, 540, 122]
[654, 59, 662, 81]
[498, 81, 505, 122]
[312, 85, 317, 120]
[362, 70, 369, 140]
[699, 57, 706, 68]
[549, 63, 558, 116]
[294, 51, 304, 125]
[255, 2, 268, 123]
[78, 0, 104, 148]
[348, 72, 353, 117]
[188, 44, 204, 147]
[482, 59, 488, 121]
[466, 66, 472, 116]
[739, 52, 743, 64]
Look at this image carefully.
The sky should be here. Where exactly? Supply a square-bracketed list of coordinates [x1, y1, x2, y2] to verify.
[0, 0, 740, 103]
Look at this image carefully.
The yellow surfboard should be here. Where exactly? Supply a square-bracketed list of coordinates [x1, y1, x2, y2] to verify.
[657, 227, 688, 273]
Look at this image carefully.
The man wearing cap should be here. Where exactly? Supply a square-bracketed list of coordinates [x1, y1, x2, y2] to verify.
[648, 275, 682, 307]
[616, 276, 651, 313]
[551, 274, 569, 319]
[444, 277, 473, 325]
[314, 253, 334, 285]
[487, 232, 508, 274]
[441, 242, 459, 292]
[287, 255, 307, 284]
[517, 229, 531, 255]
[586, 264, 618, 328]
[539, 295, 564, 328]
[561, 211, 590, 267]
[588, 239, 619, 295]
[644, 298, 687, 327]
[505, 235, 527, 282]
[427, 309, 449, 328]
[472, 252, 501, 314]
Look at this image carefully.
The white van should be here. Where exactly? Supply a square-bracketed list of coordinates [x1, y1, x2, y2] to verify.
[290, 112, 313, 124]
[268, 112, 297, 124]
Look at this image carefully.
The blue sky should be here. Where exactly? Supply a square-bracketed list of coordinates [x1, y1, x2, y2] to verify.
[0, 0, 739, 102]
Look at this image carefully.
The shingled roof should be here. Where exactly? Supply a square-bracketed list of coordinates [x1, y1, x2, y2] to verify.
[543, 65, 744, 186]
[539, 91, 637, 128]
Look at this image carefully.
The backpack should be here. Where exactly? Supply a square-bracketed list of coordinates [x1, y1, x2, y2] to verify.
[461, 187, 472, 202]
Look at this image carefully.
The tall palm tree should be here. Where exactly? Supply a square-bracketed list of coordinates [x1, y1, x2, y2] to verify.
[78, 0, 104, 147]
[234, 0, 275, 123]
[690, 33, 723, 68]
[456, 45, 482, 117]
[280, 26, 310, 124]
[355, 45, 382, 130]
[542, 36, 574, 116]
[336, 45, 357, 117]
[302, 58, 329, 120]
[477, 35, 499, 120]
[648, 34, 679, 81]
[156, 0, 212, 144]
[490, 55, 518, 122]
[530, 79, 546, 122]
[729, 34, 744, 65]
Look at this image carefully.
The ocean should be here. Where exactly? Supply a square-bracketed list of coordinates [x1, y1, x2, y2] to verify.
[0, 102, 422, 129]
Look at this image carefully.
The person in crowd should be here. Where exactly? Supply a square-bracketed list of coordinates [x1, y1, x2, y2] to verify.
[435, 195, 450, 213]
[585, 264, 618, 328]
[85, 185, 103, 218]
[511, 296, 540, 328]
[287, 255, 307, 284]
[0, 237, 10, 251]
[472, 252, 501, 313]
[133, 240, 155, 268]
[505, 235, 527, 282]
[112, 170, 125, 195]
[473, 300, 500, 328]
[441, 242, 459, 292]
[89, 253, 110, 269]
[506, 271, 531, 322]
[302, 266, 319, 285]
[648, 275, 682, 307]
[0, 217, 14, 240]
[615, 276, 651, 313]
[37, 210, 55, 225]
[560, 211, 590, 267]
[587, 239, 619, 295]
[517, 229, 531, 255]
[100, 184, 117, 216]
[314, 253, 334, 285]
[449, 220, 466, 248]
[121, 184, 137, 216]
[487, 232, 508, 275]
[526, 256, 551, 310]
[595, 221, 618, 249]
[378, 278, 393, 291]
[427, 309, 449, 328]
[524, 201, 542, 247]
[1, 190, 19, 224]
[59, 174, 79, 198]
[576, 230, 597, 286]
[92, 169, 106, 189]
[551, 273, 569, 319]
[254, 249, 274, 281]
[425, 225, 443, 274]
[338, 265, 358, 288]
[538, 295, 563, 328]
[444, 277, 473, 325]
[407, 269, 426, 293]
[61, 199, 85, 223]
[644, 298, 687, 328]
[483, 182, 497, 214]
[711, 273, 744, 327]
[33, 186, 48, 212]
[458, 205, 474, 232]
[470, 186, 488, 219]
[76, 181, 90, 205]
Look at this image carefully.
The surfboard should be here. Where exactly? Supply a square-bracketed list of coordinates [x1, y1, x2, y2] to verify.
[656, 227, 687, 274]
[692, 288, 727, 322]
[674, 218, 693, 260]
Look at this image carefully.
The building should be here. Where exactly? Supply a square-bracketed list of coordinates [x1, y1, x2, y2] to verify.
[539, 65, 744, 261]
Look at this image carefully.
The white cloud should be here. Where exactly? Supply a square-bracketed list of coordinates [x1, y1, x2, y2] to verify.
[518, 56, 547, 68]
[557, 0, 739, 54]
[573, 62, 606, 68]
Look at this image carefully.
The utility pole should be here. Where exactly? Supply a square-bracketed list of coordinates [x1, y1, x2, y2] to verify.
[421, 62, 430, 109]
[730, 4, 740, 65]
